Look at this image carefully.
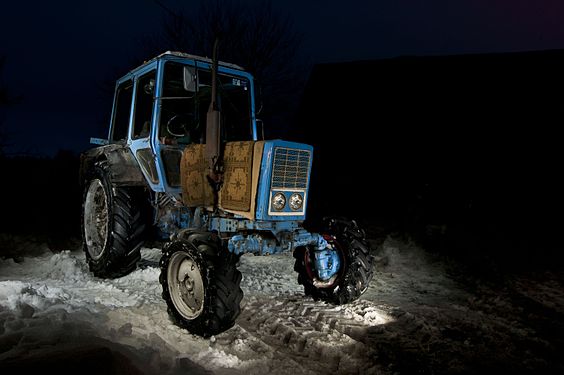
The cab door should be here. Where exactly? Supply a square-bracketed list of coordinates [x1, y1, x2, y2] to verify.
[152, 60, 199, 194]
[129, 64, 161, 190]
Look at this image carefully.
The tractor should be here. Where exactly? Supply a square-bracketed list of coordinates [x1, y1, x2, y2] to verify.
[80, 49, 374, 337]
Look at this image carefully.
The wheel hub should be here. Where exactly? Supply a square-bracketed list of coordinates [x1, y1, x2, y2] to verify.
[84, 179, 109, 260]
[168, 252, 205, 319]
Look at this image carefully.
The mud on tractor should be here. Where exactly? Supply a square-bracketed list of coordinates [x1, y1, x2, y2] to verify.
[80, 51, 374, 337]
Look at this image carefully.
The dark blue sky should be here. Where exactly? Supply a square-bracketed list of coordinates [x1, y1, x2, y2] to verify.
[1, 0, 563, 156]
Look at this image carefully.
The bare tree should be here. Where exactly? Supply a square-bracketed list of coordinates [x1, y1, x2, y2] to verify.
[0, 58, 8, 105]
[0, 56, 13, 156]
[144, 0, 305, 136]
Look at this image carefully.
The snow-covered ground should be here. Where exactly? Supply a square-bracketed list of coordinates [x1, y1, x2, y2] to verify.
[1, 237, 563, 374]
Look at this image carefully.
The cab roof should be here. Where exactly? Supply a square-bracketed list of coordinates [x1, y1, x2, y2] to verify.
[132, 51, 245, 74]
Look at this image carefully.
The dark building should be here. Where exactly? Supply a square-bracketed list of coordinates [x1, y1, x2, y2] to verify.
[295, 50, 564, 256]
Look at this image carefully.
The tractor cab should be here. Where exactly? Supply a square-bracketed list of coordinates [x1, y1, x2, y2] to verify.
[105, 51, 256, 193]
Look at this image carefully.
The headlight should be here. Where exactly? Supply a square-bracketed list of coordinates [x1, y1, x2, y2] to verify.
[289, 193, 303, 210]
[271, 192, 286, 210]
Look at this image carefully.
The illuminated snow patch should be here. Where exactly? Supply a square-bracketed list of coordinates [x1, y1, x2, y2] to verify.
[196, 348, 243, 369]
[342, 301, 396, 326]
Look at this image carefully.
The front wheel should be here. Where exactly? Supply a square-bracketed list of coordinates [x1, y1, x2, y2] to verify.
[294, 217, 375, 304]
[159, 232, 243, 337]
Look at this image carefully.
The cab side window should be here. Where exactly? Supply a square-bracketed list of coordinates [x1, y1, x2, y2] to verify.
[160, 62, 198, 144]
[133, 71, 156, 139]
[111, 80, 133, 141]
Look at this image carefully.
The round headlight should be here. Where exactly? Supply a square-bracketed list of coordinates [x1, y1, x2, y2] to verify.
[271, 192, 286, 210]
[289, 193, 304, 210]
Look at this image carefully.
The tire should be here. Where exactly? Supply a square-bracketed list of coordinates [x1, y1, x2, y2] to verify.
[294, 217, 374, 304]
[82, 161, 146, 278]
[159, 232, 243, 337]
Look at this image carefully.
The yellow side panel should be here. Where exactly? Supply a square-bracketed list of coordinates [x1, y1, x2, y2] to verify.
[180, 141, 264, 217]
[221, 141, 255, 211]
[180, 144, 214, 207]
[220, 141, 264, 220]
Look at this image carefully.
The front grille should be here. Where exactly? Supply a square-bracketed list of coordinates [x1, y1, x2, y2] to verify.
[271, 147, 311, 190]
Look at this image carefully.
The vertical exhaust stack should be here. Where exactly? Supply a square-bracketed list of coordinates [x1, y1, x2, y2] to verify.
[205, 38, 223, 192]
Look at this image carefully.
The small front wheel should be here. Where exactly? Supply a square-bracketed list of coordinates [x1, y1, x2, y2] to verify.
[159, 232, 243, 337]
[294, 217, 375, 304]
[166, 250, 206, 320]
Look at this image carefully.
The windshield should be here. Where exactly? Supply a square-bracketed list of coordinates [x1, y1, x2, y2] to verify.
[159, 62, 252, 145]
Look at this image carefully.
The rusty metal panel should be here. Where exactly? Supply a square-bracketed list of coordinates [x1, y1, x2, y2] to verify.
[106, 147, 146, 186]
[80, 145, 146, 187]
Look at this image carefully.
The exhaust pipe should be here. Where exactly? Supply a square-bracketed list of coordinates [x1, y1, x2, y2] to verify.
[205, 38, 223, 189]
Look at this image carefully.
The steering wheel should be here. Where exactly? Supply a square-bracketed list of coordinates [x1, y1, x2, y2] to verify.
[166, 113, 194, 137]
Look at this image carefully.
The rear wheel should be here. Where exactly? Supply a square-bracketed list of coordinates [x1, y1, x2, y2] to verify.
[294, 217, 374, 304]
[82, 161, 146, 278]
[159, 232, 243, 337]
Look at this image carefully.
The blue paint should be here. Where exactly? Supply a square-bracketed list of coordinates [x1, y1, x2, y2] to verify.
[313, 247, 341, 281]
[90, 138, 109, 145]
[156, 205, 194, 239]
[255, 140, 314, 221]
[209, 217, 239, 233]
[239, 219, 299, 232]
[226, 229, 328, 256]
[209, 217, 302, 236]
[228, 234, 279, 255]
[108, 52, 257, 194]
[292, 230, 328, 250]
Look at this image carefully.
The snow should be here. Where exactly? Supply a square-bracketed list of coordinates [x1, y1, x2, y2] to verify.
[1, 237, 563, 374]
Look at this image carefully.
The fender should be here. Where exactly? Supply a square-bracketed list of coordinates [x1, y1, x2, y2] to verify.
[80, 144, 146, 187]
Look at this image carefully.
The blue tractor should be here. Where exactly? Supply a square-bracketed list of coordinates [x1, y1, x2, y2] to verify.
[80, 50, 374, 336]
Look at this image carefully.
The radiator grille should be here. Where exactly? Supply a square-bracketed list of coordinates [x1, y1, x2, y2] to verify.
[271, 147, 311, 190]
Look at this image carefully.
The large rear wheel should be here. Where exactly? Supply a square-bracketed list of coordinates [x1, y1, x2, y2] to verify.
[82, 161, 146, 278]
[159, 232, 243, 337]
[294, 217, 374, 304]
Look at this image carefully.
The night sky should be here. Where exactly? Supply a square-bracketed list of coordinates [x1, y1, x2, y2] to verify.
[1, 0, 564, 156]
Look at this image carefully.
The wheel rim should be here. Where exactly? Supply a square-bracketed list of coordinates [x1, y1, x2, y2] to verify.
[167, 251, 205, 320]
[304, 236, 347, 289]
[84, 179, 109, 260]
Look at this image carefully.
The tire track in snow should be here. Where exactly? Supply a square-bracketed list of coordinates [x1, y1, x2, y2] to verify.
[236, 295, 385, 374]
